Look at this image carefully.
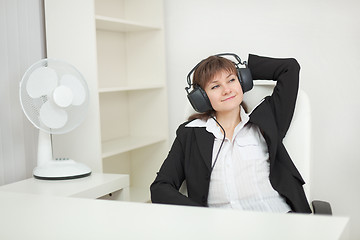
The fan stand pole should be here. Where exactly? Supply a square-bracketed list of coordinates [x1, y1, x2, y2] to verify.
[37, 130, 53, 167]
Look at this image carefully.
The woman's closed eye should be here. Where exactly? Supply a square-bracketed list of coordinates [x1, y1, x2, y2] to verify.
[211, 84, 220, 90]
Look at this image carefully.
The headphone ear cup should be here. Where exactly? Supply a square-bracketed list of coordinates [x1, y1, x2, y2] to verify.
[237, 68, 253, 93]
[187, 86, 213, 113]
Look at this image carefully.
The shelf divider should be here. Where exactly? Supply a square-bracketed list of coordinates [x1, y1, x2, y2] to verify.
[98, 83, 164, 93]
[102, 135, 167, 159]
[96, 15, 161, 32]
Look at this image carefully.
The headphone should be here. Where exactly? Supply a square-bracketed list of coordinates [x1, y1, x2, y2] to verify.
[185, 53, 253, 113]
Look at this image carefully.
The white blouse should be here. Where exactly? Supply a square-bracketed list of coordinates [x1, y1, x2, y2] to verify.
[185, 107, 291, 213]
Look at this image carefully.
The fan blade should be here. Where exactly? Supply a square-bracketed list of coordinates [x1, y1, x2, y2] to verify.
[53, 85, 74, 108]
[60, 74, 86, 106]
[39, 101, 68, 129]
[26, 67, 58, 98]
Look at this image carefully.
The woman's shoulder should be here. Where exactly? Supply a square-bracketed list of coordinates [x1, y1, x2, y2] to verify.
[177, 119, 196, 132]
[177, 120, 192, 129]
[176, 118, 206, 134]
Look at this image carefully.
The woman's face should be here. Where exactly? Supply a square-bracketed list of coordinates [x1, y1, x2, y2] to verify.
[204, 70, 243, 114]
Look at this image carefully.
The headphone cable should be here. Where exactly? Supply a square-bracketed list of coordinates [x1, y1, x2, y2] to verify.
[210, 116, 226, 171]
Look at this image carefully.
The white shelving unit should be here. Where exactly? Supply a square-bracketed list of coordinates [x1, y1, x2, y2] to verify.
[44, 0, 168, 203]
[95, 0, 168, 203]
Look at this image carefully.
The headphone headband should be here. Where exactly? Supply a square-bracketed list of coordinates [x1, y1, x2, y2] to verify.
[186, 53, 247, 91]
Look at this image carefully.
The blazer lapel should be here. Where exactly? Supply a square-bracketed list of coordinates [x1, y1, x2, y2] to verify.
[194, 127, 214, 171]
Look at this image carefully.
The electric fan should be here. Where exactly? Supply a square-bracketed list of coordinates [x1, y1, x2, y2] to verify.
[20, 58, 91, 180]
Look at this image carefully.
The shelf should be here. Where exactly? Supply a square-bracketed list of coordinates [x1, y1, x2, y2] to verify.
[98, 83, 164, 93]
[101, 135, 167, 158]
[0, 173, 129, 199]
[95, 15, 161, 32]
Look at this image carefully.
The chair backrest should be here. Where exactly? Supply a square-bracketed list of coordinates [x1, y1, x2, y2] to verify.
[243, 81, 311, 198]
[184, 81, 311, 198]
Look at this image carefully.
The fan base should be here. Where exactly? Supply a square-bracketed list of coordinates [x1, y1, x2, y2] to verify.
[33, 159, 92, 180]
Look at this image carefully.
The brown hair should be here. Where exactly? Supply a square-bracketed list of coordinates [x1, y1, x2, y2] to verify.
[188, 55, 246, 121]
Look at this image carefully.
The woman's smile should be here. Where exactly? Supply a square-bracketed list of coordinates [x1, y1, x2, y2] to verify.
[222, 95, 236, 102]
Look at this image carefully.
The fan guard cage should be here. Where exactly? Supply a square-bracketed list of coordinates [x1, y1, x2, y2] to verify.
[20, 59, 89, 135]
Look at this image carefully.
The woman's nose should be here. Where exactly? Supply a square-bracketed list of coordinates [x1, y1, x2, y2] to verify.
[222, 86, 231, 95]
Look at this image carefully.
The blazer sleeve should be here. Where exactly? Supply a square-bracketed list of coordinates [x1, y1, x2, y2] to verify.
[150, 124, 203, 206]
[247, 54, 300, 139]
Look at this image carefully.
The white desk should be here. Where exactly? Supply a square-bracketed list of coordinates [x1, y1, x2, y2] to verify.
[0, 191, 349, 240]
[0, 173, 129, 200]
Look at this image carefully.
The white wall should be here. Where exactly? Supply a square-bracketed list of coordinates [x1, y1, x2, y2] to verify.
[164, 0, 360, 238]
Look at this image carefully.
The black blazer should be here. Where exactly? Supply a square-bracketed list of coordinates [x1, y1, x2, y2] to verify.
[151, 54, 312, 213]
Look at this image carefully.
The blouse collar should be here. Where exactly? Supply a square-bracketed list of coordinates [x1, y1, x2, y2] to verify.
[185, 106, 250, 140]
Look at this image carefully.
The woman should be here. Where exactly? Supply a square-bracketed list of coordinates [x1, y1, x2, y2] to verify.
[150, 54, 312, 213]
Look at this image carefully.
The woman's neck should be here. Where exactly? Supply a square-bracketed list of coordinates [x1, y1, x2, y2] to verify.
[215, 107, 241, 140]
